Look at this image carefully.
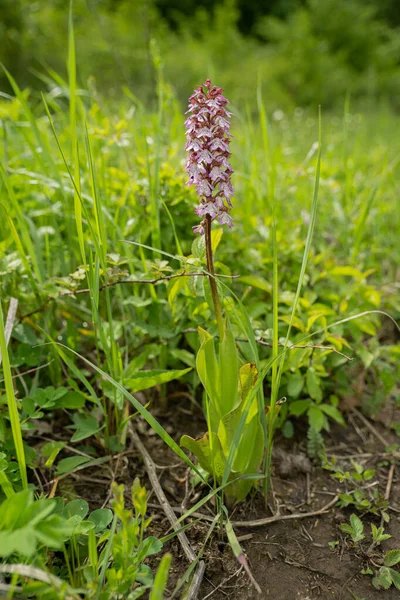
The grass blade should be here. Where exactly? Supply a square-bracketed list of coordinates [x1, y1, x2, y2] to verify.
[149, 553, 172, 600]
[68, 1, 86, 264]
[0, 301, 27, 489]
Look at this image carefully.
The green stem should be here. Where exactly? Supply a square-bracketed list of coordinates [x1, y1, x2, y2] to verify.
[0, 301, 28, 490]
[204, 215, 224, 340]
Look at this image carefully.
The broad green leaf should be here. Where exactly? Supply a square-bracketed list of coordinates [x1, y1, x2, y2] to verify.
[355, 319, 377, 336]
[219, 320, 239, 416]
[211, 228, 223, 252]
[137, 536, 163, 562]
[308, 406, 325, 432]
[18, 498, 56, 528]
[70, 413, 101, 442]
[239, 275, 271, 293]
[374, 567, 392, 590]
[219, 404, 263, 481]
[350, 514, 364, 541]
[238, 363, 258, 402]
[340, 524, 353, 535]
[330, 266, 363, 279]
[389, 568, 400, 591]
[280, 315, 305, 332]
[34, 514, 74, 547]
[306, 369, 322, 402]
[384, 550, 400, 567]
[56, 456, 91, 475]
[0, 489, 32, 530]
[74, 519, 96, 535]
[180, 433, 225, 479]
[63, 499, 89, 520]
[54, 391, 85, 409]
[134, 566, 152, 591]
[320, 404, 345, 425]
[306, 314, 327, 331]
[168, 276, 187, 309]
[88, 508, 113, 533]
[125, 368, 191, 393]
[191, 235, 205, 259]
[196, 328, 220, 408]
[229, 418, 264, 502]
[0, 470, 14, 498]
[289, 399, 311, 416]
[169, 348, 195, 369]
[287, 373, 304, 398]
[0, 526, 37, 557]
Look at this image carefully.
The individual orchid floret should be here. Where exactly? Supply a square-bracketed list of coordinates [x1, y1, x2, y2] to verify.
[185, 79, 234, 234]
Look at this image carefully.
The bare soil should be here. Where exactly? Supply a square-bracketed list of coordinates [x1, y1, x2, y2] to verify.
[64, 395, 400, 600]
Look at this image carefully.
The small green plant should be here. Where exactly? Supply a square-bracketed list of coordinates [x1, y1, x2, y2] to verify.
[371, 523, 392, 545]
[340, 513, 365, 543]
[372, 550, 400, 591]
[181, 325, 264, 503]
[0, 481, 170, 599]
[324, 459, 389, 519]
[339, 513, 400, 592]
[95, 479, 166, 599]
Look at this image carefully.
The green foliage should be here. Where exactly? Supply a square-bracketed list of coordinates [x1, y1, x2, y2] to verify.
[372, 550, 400, 591]
[340, 513, 365, 543]
[306, 426, 325, 459]
[0, 490, 70, 557]
[2, 0, 400, 109]
[325, 459, 390, 519]
[98, 480, 165, 598]
[371, 523, 391, 545]
[0, 483, 170, 598]
[0, 14, 400, 595]
[181, 322, 264, 503]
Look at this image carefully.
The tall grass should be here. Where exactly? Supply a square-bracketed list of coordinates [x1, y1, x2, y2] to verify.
[0, 302, 27, 489]
[1, 54, 399, 502]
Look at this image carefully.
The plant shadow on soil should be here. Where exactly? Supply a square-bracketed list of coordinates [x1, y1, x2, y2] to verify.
[66, 391, 400, 600]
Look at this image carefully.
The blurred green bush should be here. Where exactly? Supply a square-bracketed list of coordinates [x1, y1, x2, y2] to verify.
[1, 0, 400, 110]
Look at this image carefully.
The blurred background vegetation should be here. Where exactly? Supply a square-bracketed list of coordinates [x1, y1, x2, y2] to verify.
[1, 0, 400, 111]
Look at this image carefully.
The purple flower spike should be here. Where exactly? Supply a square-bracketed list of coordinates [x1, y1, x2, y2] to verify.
[185, 79, 234, 234]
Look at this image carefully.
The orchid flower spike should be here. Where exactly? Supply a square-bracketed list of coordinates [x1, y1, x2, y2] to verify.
[185, 79, 234, 235]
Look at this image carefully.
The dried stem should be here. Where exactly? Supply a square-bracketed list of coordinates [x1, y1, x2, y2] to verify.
[204, 214, 224, 339]
[148, 495, 339, 528]
[129, 425, 206, 600]
[0, 297, 18, 366]
[19, 271, 236, 322]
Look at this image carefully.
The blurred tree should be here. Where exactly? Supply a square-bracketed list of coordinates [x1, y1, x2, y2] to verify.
[154, 0, 305, 34]
[370, 0, 400, 26]
[0, 0, 24, 80]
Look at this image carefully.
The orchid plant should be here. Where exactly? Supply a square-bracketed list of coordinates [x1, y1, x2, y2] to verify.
[180, 80, 265, 503]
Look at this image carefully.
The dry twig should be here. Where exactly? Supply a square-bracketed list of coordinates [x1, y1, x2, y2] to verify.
[0, 297, 18, 366]
[202, 567, 243, 600]
[148, 495, 339, 528]
[231, 495, 339, 528]
[0, 360, 53, 383]
[185, 561, 206, 600]
[351, 407, 390, 448]
[19, 271, 237, 321]
[255, 339, 353, 361]
[384, 463, 396, 501]
[0, 564, 79, 600]
[129, 426, 205, 600]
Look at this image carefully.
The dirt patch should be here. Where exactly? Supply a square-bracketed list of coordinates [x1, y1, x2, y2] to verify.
[48, 396, 400, 600]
